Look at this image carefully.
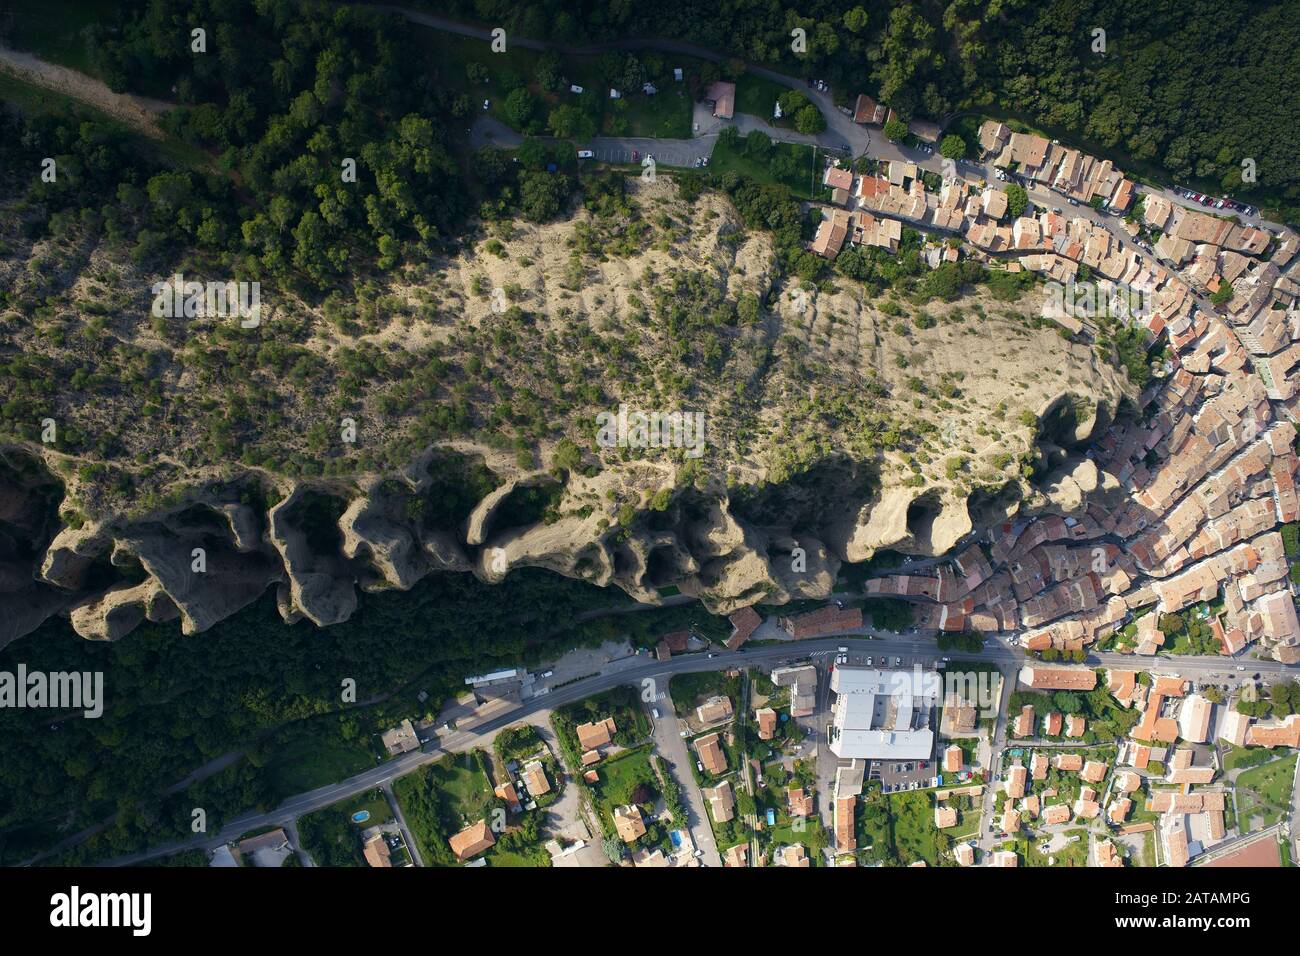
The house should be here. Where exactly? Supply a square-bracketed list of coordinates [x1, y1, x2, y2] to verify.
[935, 806, 958, 829]
[834, 794, 857, 850]
[788, 786, 814, 817]
[696, 695, 734, 725]
[494, 779, 523, 812]
[1005, 764, 1028, 799]
[1042, 803, 1071, 825]
[756, 707, 779, 740]
[941, 692, 978, 734]
[943, 744, 963, 773]
[704, 780, 737, 823]
[380, 719, 420, 756]
[1096, 840, 1123, 867]
[1161, 814, 1190, 868]
[782, 844, 811, 867]
[954, 842, 975, 866]
[449, 820, 496, 861]
[1043, 712, 1063, 736]
[1030, 752, 1049, 780]
[853, 93, 887, 125]
[694, 732, 728, 775]
[1081, 759, 1108, 784]
[363, 833, 392, 868]
[581, 749, 601, 767]
[1001, 808, 1021, 834]
[811, 208, 852, 259]
[613, 804, 647, 843]
[632, 847, 669, 867]
[771, 665, 818, 717]
[993, 850, 1019, 867]
[576, 717, 617, 750]
[1053, 753, 1083, 772]
[704, 80, 735, 119]
[1065, 715, 1086, 738]
[823, 164, 854, 193]
[722, 844, 748, 867]
[523, 760, 551, 796]
[726, 606, 762, 650]
[1013, 704, 1035, 738]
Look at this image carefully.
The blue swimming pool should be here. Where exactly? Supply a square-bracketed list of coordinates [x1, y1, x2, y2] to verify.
[351, 810, 370, 823]
[670, 830, 683, 849]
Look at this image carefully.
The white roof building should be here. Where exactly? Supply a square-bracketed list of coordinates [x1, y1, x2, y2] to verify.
[828, 667, 937, 760]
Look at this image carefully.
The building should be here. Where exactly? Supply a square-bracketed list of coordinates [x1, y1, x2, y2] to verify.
[770, 665, 818, 717]
[523, 760, 551, 796]
[576, 717, 617, 750]
[756, 707, 779, 740]
[449, 820, 495, 862]
[696, 695, 734, 725]
[723, 844, 748, 867]
[943, 744, 963, 773]
[1018, 665, 1098, 691]
[726, 606, 762, 650]
[788, 786, 814, 817]
[704, 80, 735, 119]
[613, 804, 647, 843]
[363, 833, 391, 868]
[1177, 694, 1213, 743]
[828, 666, 936, 760]
[704, 780, 736, 823]
[935, 806, 958, 829]
[694, 732, 728, 775]
[380, 719, 420, 756]
[853, 93, 887, 125]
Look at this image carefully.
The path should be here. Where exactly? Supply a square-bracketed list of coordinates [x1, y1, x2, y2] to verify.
[0, 45, 171, 137]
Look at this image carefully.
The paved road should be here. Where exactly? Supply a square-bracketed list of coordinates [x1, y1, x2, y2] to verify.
[976, 665, 1016, 855]
[90, 626, 1299, 867]
[382, 781, 424, 867]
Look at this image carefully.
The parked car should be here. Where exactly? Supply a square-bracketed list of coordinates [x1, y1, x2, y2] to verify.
[483, 99, 490, 110]
[577, 149, 594, 159]
[652, 707, 660, 720]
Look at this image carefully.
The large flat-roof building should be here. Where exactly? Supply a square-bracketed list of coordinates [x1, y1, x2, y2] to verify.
[828, 666, 936, 760]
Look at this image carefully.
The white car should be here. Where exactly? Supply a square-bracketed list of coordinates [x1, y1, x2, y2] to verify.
[483, 99, 490, 110]
[652, 707, 660, 719]
[577, 149, 594, 159]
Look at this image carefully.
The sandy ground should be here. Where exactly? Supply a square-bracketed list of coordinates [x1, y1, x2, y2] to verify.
[0, 45, 172, 138]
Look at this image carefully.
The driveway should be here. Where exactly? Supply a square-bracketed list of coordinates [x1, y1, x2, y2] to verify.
[647, 683, 722, 866]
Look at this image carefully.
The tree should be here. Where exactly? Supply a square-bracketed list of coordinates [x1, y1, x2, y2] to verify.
[503, 88, 538, 131]
[547, 104, 596, 141]
[940, 134, 966, 159]
[883, 117, 909, 142]
[1004, 182, 1028, 218]
[794, 104, 826, 134]
[1211, 280, 1235, 305]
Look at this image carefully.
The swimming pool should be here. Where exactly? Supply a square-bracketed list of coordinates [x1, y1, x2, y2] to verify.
[670, 830, 683, 849]
[351, 810, 370, 823]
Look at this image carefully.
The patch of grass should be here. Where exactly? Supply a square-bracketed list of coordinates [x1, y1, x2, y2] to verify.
[708, 133, 826, 201]
[1235, 753, 1296, 829]
[261, 720, 375, 800]
[734, 72, 787, 123]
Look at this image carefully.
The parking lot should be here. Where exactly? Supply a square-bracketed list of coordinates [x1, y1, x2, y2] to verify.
[870, 757, 938, 792]
[584, 138, 710, 170]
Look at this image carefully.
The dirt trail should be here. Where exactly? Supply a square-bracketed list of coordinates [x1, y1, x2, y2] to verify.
[0, 45, 172, 138]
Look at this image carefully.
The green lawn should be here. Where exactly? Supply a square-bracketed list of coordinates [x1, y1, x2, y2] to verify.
[887, 790, 940, 866]
[297, 789, 393, 867]
[708, 134, 828, 201]
[734, 73, 787, 124]
[1235, 753, 1296, 829]
[1023, 828, 1091, 867]
[261, 722, 376, 801]
[392, 751, 496, 866]
[592, 745, 658, 809]
[1224, 744, 1275, 772]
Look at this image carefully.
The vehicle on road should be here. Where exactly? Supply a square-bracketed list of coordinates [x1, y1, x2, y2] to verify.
[577, 149, 594, 159]
[652, 707, 660, 719]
